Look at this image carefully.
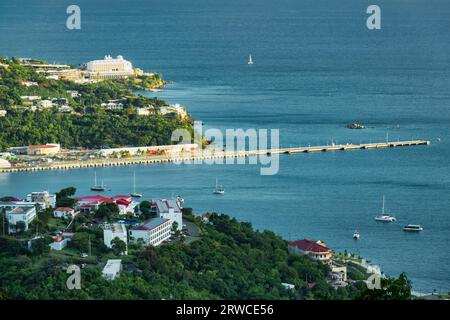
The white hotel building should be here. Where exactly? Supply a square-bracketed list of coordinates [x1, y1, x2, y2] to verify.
[7, 206, 37, 233]
[129, 218, 172, 247]
[86, 55, 135, 79]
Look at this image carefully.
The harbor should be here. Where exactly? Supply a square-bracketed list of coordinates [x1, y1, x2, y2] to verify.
[0, 140, 430, 173]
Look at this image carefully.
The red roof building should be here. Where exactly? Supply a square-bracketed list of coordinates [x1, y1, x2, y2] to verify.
[288, 239, 333, 264]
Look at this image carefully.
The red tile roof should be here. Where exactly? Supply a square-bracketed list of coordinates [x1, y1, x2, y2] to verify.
[116, 199, 131, 206]
[55, 207, 74, 212]
[289, 239, 332, 254]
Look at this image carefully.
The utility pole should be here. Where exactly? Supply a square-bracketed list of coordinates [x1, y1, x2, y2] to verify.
[88, 235, 92, 256]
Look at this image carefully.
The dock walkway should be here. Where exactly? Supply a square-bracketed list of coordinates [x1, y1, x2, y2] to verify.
[0, 140, 430, 173]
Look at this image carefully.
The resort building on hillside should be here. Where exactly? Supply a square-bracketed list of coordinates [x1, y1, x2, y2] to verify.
[103, 223, 128, 254]
[86, 55, 135, 79]
[288, 239, 334, 265]
[27, 191, 57, 209]
[159, 104, 188, 119]
[102, 259, 122, 281]
[75, 195, 137, 215]
[135, 107, 151, 116]
[152, 198, 183, 230]
[37, 99, 53, 109]
[27, 143, 61, 156]
[101, 102, 124, 110]
[53, 207, 76, 219]
[128, 218, 172, 247]
[6, 206, 37, 233]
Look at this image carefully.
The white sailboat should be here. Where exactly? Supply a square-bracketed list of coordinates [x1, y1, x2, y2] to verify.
[130, 172, 143, 198]
[213, 178, 225, 195]
[248, 54, 253, 65]
[374, 196, 396, 222]
[91, 171, 106, 191]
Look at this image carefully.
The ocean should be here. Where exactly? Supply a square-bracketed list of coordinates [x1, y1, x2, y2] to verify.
[0, 0, 449, 292]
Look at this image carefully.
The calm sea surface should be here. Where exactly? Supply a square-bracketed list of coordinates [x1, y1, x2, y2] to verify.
[1, 0, 449, 292]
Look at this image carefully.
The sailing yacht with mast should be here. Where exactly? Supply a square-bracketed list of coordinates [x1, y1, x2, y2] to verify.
[91, 171, 106, 191]
[248, 54, 253, 65]
[374, 196, 396, 222]
[130, 172, 143, 198]
[213, 178, 225, 195]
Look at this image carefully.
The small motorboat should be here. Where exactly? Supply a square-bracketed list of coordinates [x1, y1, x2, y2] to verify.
[353, 230, 360, 240]
[403, 224, 423, 232]
[248, 54, 253, 65]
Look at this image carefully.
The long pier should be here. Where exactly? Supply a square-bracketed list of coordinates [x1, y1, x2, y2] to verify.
[0, 140, 430, 173]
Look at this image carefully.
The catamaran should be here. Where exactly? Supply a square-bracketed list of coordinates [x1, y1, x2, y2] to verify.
[248, 54, 253, 65]
[374, 196, 397, 222]
[130, 172, 143, 198]
[213, 178, 225, 195]
[91, 172, 106, 191]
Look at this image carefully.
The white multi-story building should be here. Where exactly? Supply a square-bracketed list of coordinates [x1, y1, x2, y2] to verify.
[159, 104, 188, 119]
[152, 198, 182, 230]
[128, 218, 172, 247]
[103, 223, 128, 254]
[86, 55, 134, 79]
[102, 259, 122, 281]
[7, 206, 37, 233]
[27, 191, 57, 209]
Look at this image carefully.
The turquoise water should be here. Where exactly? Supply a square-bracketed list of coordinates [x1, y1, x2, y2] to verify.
[1, 0, 450, 292]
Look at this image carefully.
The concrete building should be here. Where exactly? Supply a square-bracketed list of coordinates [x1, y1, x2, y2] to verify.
[102, 259, 122, 281]
[129, 218, 172, 247]
[86, 55, 134, 79]
[27, 191, 57, 209]
[103, 223, 128, 254]
[288, 239, 333, 265]
[152, 198, 183, 230]
[27, 143, 61, 156]
[6, 206, 37, 233]
[53, 207, 76, 219]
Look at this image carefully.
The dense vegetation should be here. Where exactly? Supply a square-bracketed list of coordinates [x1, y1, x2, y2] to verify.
[0, 204, 412, 300]
[0, 57, 193, 149]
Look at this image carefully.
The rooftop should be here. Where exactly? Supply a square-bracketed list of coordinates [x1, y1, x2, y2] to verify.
[289, 239, 333, 254]
[8, 206, 35, 214]
[153, 198, 182, 214]
[132, 218, 170, 231]
[102, 259, 122, 275]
